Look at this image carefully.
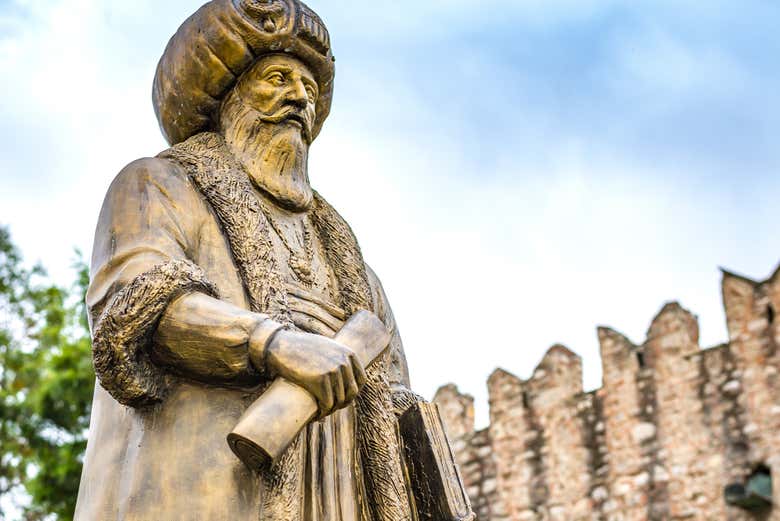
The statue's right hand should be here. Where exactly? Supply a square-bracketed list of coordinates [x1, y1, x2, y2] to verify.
[264, 330, 367, 418]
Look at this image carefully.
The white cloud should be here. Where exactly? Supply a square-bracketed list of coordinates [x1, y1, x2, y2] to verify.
[1, 0, 779, 432]
[604, 24, 751, 106]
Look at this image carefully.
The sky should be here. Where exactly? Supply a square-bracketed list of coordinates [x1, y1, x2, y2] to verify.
[1, 0, 780, 428]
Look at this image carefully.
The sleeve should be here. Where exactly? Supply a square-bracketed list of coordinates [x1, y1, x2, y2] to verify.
[153, 292, 282, 385]
[87, 157, 204, 319]
[87, 158, 279, 408]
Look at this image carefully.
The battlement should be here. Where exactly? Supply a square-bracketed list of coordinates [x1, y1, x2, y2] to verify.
[436, 264, 780, 521]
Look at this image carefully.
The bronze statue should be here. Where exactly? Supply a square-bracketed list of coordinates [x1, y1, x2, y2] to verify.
[74, 1, 473, 520]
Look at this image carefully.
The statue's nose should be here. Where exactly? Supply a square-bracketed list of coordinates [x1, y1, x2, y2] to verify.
[287, 79, 309, 106]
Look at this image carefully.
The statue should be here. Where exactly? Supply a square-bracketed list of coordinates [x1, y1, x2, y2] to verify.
[74, 1, 474, 520]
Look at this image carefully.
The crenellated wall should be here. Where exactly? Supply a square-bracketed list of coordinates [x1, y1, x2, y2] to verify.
[435, 265, 780, 521]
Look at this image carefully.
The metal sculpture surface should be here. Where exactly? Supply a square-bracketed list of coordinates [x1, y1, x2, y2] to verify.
[74, 1, 473, 520]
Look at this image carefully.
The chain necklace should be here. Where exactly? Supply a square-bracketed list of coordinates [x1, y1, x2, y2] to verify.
[258, 201, 315, 286]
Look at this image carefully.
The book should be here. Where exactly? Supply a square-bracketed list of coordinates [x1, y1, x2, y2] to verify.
[399, 402, 476, 521]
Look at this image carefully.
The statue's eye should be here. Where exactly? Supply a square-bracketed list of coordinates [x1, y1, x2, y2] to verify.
[305, 85, 317, 103]
[266, 72, 286, 86]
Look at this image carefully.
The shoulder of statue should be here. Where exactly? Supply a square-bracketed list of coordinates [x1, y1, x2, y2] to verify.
[108, 155, 198, 203]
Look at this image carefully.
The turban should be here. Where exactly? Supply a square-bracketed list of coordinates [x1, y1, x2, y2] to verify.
[153, 0, 334, 145]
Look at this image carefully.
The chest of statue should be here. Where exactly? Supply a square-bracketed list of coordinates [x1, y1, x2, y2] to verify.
[255, 190, 347, 336]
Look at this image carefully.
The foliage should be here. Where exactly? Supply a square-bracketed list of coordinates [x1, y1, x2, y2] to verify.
[0, 226, 94, 521]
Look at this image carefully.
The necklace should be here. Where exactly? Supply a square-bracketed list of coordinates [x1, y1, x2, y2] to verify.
[258, 201, 315, 286]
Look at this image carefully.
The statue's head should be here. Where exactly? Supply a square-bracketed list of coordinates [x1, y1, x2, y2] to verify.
[153, 0, 334, 210]
[153, 0, 334, 146]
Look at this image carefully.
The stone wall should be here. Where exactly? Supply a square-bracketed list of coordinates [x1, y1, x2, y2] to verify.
[435, 265, 780, 521]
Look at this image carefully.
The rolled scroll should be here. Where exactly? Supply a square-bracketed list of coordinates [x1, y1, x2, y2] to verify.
[227, 310, 391, 472]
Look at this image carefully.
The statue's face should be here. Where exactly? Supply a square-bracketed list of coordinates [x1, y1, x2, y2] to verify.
[234, 54, 318, 143]
[219, 53, 319, 211]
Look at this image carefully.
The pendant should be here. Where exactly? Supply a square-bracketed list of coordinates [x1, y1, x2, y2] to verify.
[289, 253, 314, 286]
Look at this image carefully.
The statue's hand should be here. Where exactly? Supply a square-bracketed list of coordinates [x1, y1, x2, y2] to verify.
[263, 330, 367, 418]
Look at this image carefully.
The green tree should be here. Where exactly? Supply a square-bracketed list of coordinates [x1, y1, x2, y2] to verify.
[0, 226, 94, 520]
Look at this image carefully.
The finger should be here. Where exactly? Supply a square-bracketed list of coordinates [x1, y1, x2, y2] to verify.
[317, 378, 335, 419]
[350, 354, 367, 390]
[332, 365, 346, 411]
[340, 362, 359, 405]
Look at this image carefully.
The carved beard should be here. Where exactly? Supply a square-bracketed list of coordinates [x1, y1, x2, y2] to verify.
[219, 90, 313, 212]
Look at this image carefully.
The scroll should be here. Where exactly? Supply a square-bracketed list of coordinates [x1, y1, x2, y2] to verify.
[228, 310, 391, 472]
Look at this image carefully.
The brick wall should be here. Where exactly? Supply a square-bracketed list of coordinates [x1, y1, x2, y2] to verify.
[435, 265, 780, 521]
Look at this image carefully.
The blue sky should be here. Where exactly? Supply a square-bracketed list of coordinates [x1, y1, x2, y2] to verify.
[1, 0, 779, 427]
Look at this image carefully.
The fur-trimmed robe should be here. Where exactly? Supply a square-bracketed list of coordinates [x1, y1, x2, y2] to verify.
[74, 133, 417, 521]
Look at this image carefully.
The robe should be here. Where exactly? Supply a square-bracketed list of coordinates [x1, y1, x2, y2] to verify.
[74, 133, 417, 520]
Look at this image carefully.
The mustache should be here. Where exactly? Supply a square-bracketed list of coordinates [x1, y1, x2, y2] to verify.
[255, 104, 314, 142]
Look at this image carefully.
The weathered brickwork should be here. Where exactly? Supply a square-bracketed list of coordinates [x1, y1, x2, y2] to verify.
[435, 266, 780, 520]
